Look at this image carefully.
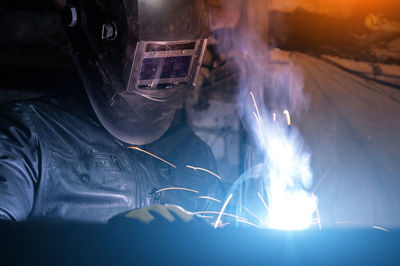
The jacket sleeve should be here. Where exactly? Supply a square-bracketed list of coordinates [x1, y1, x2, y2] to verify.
[0, 103, 40, 221]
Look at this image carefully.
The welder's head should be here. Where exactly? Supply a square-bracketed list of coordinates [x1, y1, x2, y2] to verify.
[62, 0, 210, 145]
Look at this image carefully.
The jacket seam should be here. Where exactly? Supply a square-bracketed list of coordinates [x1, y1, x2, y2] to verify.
[23, 103, 49, 219]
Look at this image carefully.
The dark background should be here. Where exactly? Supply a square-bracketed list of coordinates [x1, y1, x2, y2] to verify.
[1, 0, 399, 103]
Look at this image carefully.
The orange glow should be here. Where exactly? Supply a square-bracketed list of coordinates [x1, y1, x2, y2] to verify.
[269, 0, 362, 16]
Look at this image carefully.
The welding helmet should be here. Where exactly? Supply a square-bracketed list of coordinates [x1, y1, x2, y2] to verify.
[62, 0, 210, 145]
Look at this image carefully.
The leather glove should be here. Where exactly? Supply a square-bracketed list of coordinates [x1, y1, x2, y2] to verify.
[108, 204, 198, 225]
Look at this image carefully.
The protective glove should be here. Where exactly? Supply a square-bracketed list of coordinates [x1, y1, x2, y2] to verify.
[108, 204, 202, 225]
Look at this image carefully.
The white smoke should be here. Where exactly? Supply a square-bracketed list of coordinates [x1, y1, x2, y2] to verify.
[215, 1, 317, 230]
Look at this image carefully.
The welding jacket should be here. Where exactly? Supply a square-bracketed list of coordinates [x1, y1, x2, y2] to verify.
[0, 90, 222, 223]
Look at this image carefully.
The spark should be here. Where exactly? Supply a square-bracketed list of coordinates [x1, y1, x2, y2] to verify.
[197, 196, 221, 203]
[312, 159, 337, 194]
[250, 91, 266, 145]
[244, 207, 263, 224]
[283, 109, 291, 126]
[193, 211, 248, 222]
[257, 192, 270, 214]
[253, 112, 266, 145]
[195, 208, 263, 229]
[186, 165, 222, 180]
[197, 215, 214, 219]
[128, 146, 176, 168]
[273, 112, 276, 122]
[156, 187, 199, 194]
[250, 91, 262, 125]
[236, 219, 262, 229]
[215, 193, 234, 229]
[372, 226, 389, 232]
[336, 222, 389, 232]
[315, 203, 322, 230]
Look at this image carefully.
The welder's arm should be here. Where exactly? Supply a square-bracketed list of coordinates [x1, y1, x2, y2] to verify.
[0, 104, 39, 221]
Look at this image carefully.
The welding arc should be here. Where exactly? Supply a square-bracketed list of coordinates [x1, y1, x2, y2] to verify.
[186, 165, 222, 180]
[128, 146, 176, 168]
[214, 194, 234, 229]
[156, 187, 199, 194]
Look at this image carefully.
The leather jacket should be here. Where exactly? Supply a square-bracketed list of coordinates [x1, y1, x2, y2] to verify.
[0, 90, 222, 223]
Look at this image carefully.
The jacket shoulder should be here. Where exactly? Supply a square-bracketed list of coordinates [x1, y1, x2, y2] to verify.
[147, 124, 217, 172]
[1, 96, 65, 117]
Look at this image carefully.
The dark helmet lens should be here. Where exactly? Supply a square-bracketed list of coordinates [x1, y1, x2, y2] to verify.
[139, 56, 192, 80]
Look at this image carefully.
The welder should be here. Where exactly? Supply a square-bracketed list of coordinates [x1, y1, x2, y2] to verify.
[0, 0, 222, 223]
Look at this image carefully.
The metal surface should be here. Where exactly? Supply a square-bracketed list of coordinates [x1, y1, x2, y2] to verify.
[1, 222, 399, 265]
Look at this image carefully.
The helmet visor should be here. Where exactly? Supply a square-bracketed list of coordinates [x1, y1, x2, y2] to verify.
[127, 39, 207, 90]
